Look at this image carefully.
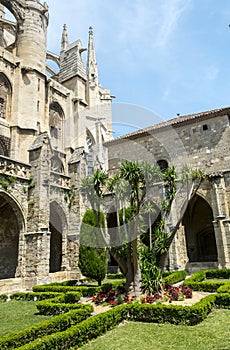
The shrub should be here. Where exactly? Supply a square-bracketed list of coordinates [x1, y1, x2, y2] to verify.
[33, 284, 101, 296]
[10, 292, 61, 301]
[106, 273, 124, 279]
[215, 293, 230, 308]
[0, 307, 92, 350]
[162, 270, 187, 285]
[14, 305, 127, 350]
[217, 283, 230, 293]
[35, 293, 85, 315]
[0, 294, 8, 302]
[183, 269, 230, 292]
[206, 268, 230, 279]
[79, 209, 108, 286]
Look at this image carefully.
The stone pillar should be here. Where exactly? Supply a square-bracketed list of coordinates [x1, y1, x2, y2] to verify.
[211, 176, 230, 268]
[24, 133, 52, 281]
[16, 1, 49, 73]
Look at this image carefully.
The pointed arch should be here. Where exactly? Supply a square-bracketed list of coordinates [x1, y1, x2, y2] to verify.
[182, 194, 218, 262]
[0, 190, 25, 279]
[49, 201, 67, 273]
[0, 72, 12, 121]
[49, 101, 65, 150]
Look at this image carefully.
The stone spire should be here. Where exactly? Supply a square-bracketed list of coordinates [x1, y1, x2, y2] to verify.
[87, 26, 98, 84]
[61, 24, 68, 51]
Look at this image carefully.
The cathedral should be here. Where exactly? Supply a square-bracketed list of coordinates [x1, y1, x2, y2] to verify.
[0, 0, 113, 292]
[0, 1, 230, 294]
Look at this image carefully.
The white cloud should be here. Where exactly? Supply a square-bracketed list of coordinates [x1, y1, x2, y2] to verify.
[155, 0, 191, 49]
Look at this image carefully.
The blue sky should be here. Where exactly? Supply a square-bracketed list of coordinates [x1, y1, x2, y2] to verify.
[12, 1, 230, 135]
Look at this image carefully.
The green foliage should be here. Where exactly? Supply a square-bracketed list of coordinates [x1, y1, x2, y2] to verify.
[10, 292, 61, 301]
[162, 270, 187, 285]
[162, 166, 177, 205]
[106, 273, 124, 279]
[79, 209, 108, 285]
[0, 307, 92, 350]
[126, 294, 215, 325]
[64, 186, 75, 210]
[15, 293, 229, 349]
[0, 174, 16, 191]
[206, 268, 230, 279]
[217, 283, 230, 293]
[32, 284, 101, 296]
[215, 293, 230, 308]
[0, 294, 8, 302]
[15, 305, 127, 350]
[78, 246, 108, 286]
[183, 269, 230, 292]
[139, 246, 162, 294]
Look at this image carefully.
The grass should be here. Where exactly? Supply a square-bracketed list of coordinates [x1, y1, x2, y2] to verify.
[0, 300, 52, 337]
[80, 309, 230, 350]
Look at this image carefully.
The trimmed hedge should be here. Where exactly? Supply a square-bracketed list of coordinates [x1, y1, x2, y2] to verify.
[0, 306, 93, 350]
[127, 294, 215, 325]
[33, 284, 101, 296]
[15, 305, 127, 350]
[106, 273, 124, 279]
[0, 294, 8, 302]
[32, 280, 125, 297]
[162, 270, 187, 285]
[184, 269, 230, 292]
[10, 292, 61, 301]
[35, 292, 85, 315]
[14, 294, 225, 350]
[206, 268, 230, 279]
[215, 293, 230, 308]
[217, 283, 230, 293]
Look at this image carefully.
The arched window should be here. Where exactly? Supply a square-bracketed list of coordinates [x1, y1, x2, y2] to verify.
[86, 134, 94, 175]
[49, 102, 64, 150]
[157, 159, 168, 173]
[0, 72, 12, 121]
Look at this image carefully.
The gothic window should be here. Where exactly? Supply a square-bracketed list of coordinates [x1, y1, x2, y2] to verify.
[87, 134, 94, 175]
[0, 73, 12, 121]
[49, 102, 64, 150]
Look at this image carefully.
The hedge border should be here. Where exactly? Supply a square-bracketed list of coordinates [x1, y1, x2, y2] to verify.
[32, 280, 125, 296]
[14, 293, 230, 350]
[183, 269, 230, 292]
[0, 305, 93, 350]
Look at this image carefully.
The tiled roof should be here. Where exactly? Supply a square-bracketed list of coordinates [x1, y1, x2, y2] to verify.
[105, 106, 230, 145]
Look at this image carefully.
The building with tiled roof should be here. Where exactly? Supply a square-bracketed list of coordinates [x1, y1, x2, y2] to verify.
[105, 106, 230, 271]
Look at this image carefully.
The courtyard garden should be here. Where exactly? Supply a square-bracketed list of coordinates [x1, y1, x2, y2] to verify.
[0, 268, 229, 349]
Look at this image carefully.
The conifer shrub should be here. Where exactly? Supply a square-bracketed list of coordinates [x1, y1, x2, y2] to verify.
[78, 209, 108, 286]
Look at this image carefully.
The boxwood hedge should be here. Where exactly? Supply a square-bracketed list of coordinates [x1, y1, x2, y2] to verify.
[14, 292, 230, 350]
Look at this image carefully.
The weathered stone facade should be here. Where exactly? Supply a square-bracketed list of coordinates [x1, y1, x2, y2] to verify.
[105, 108, 230, 273]
[0, 0, 113, 292]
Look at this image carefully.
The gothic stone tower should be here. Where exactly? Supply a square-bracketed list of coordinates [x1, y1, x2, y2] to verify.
[0, 0, 113, 292]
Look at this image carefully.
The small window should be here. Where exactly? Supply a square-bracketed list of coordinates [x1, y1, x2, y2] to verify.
[203, 124, 208, 131]
[157, 159, 168, 172]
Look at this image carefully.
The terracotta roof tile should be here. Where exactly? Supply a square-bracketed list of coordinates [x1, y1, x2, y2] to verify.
[105, 106, 230, 145]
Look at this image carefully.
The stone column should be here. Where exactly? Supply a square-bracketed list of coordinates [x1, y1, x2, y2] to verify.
[24, 133, 52, 283]
[211, 175, 230, 268]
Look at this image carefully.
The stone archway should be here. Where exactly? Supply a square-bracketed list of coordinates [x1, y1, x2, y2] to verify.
[49, 201, 67, 273]
[0, 191, 24, 279]
[182, 194, 218, 262]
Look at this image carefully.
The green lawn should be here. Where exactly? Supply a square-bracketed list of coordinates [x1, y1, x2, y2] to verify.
[0, 300, 52, 337]
[80, 309, 230, 350]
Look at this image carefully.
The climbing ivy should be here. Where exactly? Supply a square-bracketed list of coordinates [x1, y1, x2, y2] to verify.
[0, 174, 16, 191]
